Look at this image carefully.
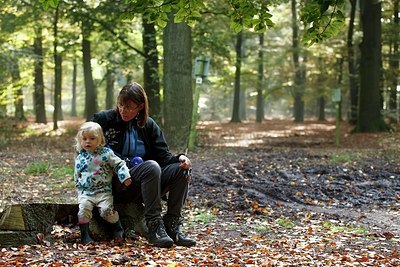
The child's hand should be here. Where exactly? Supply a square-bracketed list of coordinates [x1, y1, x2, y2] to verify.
[123, 178, 132, 187]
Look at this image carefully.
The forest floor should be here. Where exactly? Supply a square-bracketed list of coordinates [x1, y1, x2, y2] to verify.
[0, 117, 399, 266]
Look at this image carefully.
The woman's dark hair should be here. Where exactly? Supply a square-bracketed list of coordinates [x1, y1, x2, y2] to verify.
[117, 82, 149, 128]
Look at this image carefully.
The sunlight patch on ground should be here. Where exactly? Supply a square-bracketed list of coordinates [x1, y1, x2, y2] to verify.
[198, 120, 337, 147]
[23, 118, 84, 137]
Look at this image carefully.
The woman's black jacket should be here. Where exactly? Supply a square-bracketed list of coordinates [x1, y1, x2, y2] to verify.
[92, 109, 181, 168]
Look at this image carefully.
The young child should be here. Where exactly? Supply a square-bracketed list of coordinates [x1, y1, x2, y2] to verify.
[74, 121, 132, 244]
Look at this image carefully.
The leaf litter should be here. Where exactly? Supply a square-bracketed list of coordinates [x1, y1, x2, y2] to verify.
[0, 118, 399, 266]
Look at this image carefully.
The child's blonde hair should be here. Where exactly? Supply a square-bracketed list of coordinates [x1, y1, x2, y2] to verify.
[75, 121, 106, 152]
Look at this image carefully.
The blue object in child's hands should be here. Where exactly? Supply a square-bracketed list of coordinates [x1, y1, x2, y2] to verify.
[131, 156, 144, 166]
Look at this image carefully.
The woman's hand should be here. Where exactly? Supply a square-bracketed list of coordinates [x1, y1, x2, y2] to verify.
[123, 178, 132, 187]
[179, 155, 191, 169]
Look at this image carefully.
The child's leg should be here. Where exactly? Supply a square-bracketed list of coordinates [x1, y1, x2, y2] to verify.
[78, 194, 95, 223]
[97, 193, 124, 243]
[97, 193, 119, 223]
[77, 194, 95, 243]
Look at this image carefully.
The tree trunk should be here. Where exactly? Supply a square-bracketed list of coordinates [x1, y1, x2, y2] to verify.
[240, 89, 246, 121]
[33, 26, 47, 124]
[82, 19, 97, 121]
[388, 0, 399, 123]
[0, 86, 5, 118]
[317, 96, 325, 121]
[163, 13, 193, 149]
[357, 0, 387, 132]
[291, 0, 304, 122]
[105, 68, 115, 110]
[54, 52, 63, 124]
[348, 0, 359, 125]
[0, 203, 146, 246]
[52, 5, 61, 130]
[256, 33, 265, 123]
[71, 57, 77, 116]
[9, 59, 25, 121]
[0, 204, 77, 246]
[231, 31, 243, 123]
[336, 57, 344, 121]
[143, 21, 161, 123]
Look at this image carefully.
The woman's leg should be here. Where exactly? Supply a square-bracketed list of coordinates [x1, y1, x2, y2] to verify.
[112, 160, 161, 222]
[160, 163, 196, 246]
[112, 160, 173, 247]
[160, 163, 189, 217]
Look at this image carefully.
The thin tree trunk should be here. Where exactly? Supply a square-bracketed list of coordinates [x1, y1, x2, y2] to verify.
[388, 0, 399, 123]
[33, 26, 47, 124]
[317, 96, 325, 121]
[231, 31, 243, 123]
[71, 57, 77, 116]
[82, 19, 97, 121]
[256, 33, 265, 123]
[348, 0, 358, 125]
[292, 0, 304, 122]
[337, 57, 344, 121]
[105, 68, 115, 110]
[53, 5, 60, 130]
[10, 59, 25, 121]
[143, 21, 161, 123]
[0, 86, 5, 118]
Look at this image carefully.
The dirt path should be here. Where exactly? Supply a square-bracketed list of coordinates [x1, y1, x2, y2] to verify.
[191, 120, 400, 236]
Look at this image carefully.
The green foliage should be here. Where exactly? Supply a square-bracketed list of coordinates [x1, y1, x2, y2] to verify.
[24, 161, 74, 177]
[192, 210, 218, 223]
[322, 221, 369, 235]
[1, 13, 16, 33]
[39, 0, 59, 9]
[227, 0, 274, 33]
[24, 161, 50, 175]
[88, 0, 274, 32]
[50, 165, 74, 179]
[275, 217, 295, 228]
[330, 151, 360, 164]
[300, 0, 346, 46]
[173, 0, 204, 27]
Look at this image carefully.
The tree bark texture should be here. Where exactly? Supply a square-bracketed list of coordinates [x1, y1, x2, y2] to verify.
[291, 0, 304, 122]
[53, 5, 60, 130]
[143, 21, 161, 124]
[163, 13, 193, 149]
[357, 0, 387, 131]
[347, 0, 359, 125]
[231, 31, 243, 123]
[0, 203, 146, 246]
[10, 58, 25, 121]
[388, 0, 399, 123]
[82, 19, 97, 121]
[71, 57, 77, 116]
[33, 26, 47, 124]
[256, 33, 265, 123]
[105, 68, 115, 110]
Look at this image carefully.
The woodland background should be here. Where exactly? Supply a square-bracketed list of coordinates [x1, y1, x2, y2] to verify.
[0, 0, 399, 148]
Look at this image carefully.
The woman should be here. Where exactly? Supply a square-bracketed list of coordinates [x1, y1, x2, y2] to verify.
[92, 82, 195, 248]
